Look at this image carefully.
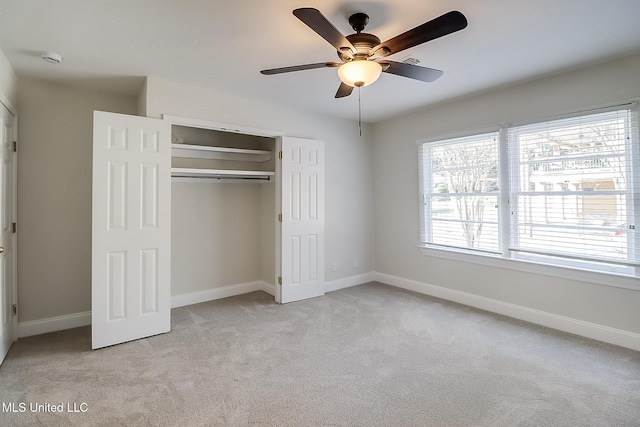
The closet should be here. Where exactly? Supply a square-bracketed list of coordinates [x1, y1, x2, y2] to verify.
[167, 115, 278, 304]
[91, 111, 324, 349]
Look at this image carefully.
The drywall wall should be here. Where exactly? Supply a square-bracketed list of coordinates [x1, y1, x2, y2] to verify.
[137, 77, 147, 117]
[145, 77, 375, 294]
[372, 53, 640, 334]
[17, 77, 137, 322]
[171, 181, 265, 293]
[0, 48, 17, 108]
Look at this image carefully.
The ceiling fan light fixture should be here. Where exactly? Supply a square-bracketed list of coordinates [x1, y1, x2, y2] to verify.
[337, 60, 382, 87]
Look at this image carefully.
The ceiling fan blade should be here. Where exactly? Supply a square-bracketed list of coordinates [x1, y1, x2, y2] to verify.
[261, 62, 341, 75]
[335, 82, 354, 98]
[379, 60, 443, 82]
[293, 8, 356, 54]
[371, 11, 467, 58]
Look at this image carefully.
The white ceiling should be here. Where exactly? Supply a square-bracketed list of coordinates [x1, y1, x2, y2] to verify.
[1, 0, 640, 123]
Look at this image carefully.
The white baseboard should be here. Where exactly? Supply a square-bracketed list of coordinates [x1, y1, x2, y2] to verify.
[325, 272, 376, 293]
[171, 280, 273, 308]
[375, 272, 640, 352]
[14, 273, 373, 338]
[17, 311, 91, 339]
[260, 281, 276, 296]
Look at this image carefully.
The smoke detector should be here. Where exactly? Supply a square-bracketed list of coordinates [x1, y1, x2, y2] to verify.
[40, 51, 63, 64]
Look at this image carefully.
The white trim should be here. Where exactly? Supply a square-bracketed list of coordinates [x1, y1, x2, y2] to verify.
[0, 92, 17, 117]
[171, 280, 273, 308]
[16, 281, 276, 338]
[17, 311, 91, 338]
[506, 99, 639, 129]
[162, 114, 284, 138]
[325, 272, 376, 293]
[375, 272, 640, 352]
[14, 273, 372, 339]
[416, 126, 501, 146]
[16, 273, 638, 351]
[260, 281, 276, 296]
[419, 245, 640, 290]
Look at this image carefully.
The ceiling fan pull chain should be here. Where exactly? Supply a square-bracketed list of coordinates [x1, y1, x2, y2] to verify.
[358, 85, 362, 136]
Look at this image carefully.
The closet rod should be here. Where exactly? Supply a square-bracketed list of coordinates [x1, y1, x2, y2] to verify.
[171, 175, 271, 181]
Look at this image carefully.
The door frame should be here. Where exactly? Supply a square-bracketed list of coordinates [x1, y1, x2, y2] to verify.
[0, 93, 18, 364]
[163, 115, 286, 300]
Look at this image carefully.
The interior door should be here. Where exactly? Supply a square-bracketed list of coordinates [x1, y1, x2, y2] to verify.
[0, 101, 16, 365]
[278, 137, 325, 303]
[92, 111, 171, 349]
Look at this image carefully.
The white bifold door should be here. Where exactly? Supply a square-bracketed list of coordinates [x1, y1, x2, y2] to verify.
[92, 111, 171, 349]
[92, 113, 325, 348]
[278, 137, 325, 304]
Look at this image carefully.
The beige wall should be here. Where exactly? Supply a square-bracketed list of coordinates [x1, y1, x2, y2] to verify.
[372, 53, 640, 334]
[145, 77, 375, 294]
[13, 73, 374, 323]
[17, 78, 137, 322]
[170, 181, 267, 294]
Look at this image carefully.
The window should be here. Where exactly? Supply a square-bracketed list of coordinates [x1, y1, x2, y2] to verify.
[418, 104, 640, 282]
[419, 132, 501, 253]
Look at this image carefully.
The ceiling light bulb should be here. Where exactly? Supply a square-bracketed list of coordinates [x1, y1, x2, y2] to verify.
[338, 60, 382, 87]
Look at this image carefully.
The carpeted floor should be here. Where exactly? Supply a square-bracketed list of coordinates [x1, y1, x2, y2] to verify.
[0, 282, 639, 426]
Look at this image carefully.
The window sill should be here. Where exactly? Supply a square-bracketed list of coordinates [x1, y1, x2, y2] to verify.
[418, 245, 640, 291]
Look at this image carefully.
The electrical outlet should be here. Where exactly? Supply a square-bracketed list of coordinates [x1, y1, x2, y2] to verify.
[353, 257, 359, 268]
[332, 261, 338, 272]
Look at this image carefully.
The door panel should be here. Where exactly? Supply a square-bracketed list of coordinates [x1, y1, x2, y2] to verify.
[278, 137, 325, 303]
[92, 111, 171, 349]
[0, 101, 16, 366]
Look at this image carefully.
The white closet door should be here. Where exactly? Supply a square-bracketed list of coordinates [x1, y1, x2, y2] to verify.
[92, 111, 171, 349]
[279, 137, 325, 303]
[0, 102, 16, 366]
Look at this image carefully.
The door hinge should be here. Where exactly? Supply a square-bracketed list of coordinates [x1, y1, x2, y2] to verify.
[278, 276, 282, 285]
[12, 304, 17, 316]
[278, 213, 282, 222]
[278, 151, 282, 160]
[12, 141, 17, 152]
[12, 222, 16, 233]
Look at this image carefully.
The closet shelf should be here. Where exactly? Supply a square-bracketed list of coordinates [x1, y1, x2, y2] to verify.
[171, 168, 275, 180]
[171, 143, 272, 162]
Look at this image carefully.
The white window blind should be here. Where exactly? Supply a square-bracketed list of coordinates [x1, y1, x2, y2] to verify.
[419, 132, 501, 253]
[508, 108, 639, 266]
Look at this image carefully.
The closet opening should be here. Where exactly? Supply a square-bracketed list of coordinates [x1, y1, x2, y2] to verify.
[170, 123, 278, 302]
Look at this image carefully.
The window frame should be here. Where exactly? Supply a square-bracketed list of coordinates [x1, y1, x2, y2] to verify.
[417, 102, 640, 290]
[418, 130, 502, 253]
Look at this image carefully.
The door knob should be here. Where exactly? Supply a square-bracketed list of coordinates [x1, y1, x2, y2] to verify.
[0, 247, 4, 253]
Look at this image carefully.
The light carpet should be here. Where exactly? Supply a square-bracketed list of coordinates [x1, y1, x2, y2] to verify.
[0, 282, 639, 426]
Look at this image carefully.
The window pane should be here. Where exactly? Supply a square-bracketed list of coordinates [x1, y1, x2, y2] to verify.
[509, 110, 636, 265]
[513, 194, 628, 261]
[421, 132, 500, 252]
[431, 195, 500, 251]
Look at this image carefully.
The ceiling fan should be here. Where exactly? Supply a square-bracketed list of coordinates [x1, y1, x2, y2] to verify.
[260, 8, 468, 98]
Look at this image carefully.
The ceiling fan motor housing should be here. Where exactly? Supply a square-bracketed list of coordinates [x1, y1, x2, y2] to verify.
[336, 13, 381, 62]
[339, 32, 381, 61]
[348, 12, 370, 32]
